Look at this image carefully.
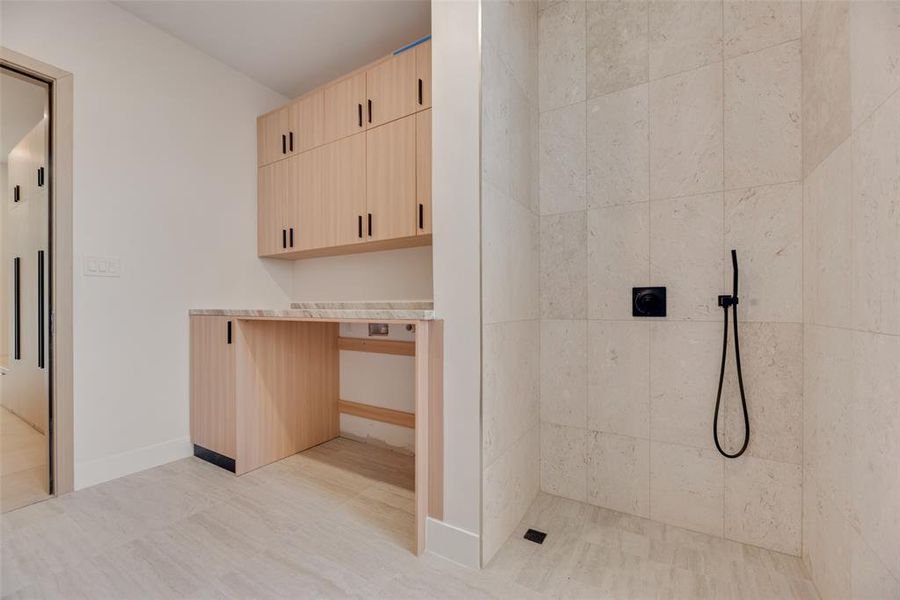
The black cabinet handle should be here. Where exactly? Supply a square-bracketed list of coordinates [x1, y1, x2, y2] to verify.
[418, 79, 423, 105]
[367, 99, 372, 123]
[14, 184, 20, 203]
[282, 229, 287, 249]
[289, 131, 294, 152]
[289, 227, 294, 248]
[13, 257, 20, 360]
[367, 213, 372, 236]
[419, 203, 424, 229]
[358, 215, 363, 239]
[358, 104, 363, 128]
[37, 167, 45, 187]
[227, 320, 233, 345]
[37, 250, 44, 369]
[282, 134, 286, 154]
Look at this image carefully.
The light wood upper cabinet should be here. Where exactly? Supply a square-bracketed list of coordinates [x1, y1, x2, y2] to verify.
[366, 50, 416, 128]
[291, 90, 325, 153]
[257, 105, 293, 167]
[258, 156, 298, 256]
[416, 109, 432, 235]
[190, 316, 236, 459]
[323, 133, 367, 247]
[324, 72, 366, 143]
[367, 114, 416, 241]
[415, 40, 431, 109]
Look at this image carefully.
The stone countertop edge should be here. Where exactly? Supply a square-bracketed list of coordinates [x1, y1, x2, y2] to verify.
[188, 306, 435, 321]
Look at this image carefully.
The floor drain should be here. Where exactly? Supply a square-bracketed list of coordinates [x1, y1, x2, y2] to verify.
[524, 528, 547, 544]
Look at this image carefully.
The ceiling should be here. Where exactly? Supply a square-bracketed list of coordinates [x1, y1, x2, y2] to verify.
[1, 69, 48, 161]
[115, 1, 431, 99]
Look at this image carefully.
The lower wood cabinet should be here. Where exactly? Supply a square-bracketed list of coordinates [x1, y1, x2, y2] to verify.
[189, 316, 236, 460]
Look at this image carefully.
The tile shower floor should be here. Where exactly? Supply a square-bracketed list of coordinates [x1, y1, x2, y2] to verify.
[1, 438, 817, 599]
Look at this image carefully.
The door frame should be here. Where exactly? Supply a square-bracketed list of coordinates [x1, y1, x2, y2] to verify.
[1, 47, 74, 495]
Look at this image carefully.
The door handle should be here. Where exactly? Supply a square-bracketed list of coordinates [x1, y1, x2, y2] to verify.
[282, 134, 286, 154]
[282, 229, 287, 249]
[367, 213, 372, 237]
[289, 131, 294, 152]
[367, 99, 372, 123]
[358, 104, 363, 128]
[418, 79, 423, 105]
[227, 320, 232, 345]
[13, 257, 20, 360]
[419, 203, 424, 229]
[37, 250, 44, 369]
[358, 215, 363, 239]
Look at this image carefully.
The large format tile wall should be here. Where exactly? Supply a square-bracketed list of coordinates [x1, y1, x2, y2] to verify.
[480, 1, 541, 564]
[801, 1, 900, 598]
[537, 0, 803, 555]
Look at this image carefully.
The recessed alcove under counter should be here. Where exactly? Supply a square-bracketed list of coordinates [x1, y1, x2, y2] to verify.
[187, 301, 442, 555]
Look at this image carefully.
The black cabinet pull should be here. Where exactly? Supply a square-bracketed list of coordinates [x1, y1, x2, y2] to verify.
[37, 167, 45, 187]
[227, 320, 233, 345]
[367, 99, 372, 123]
[37, 250, 44, 369]
[418, 79, 423, 105]
[358, 215, 363, 239]
[282, 229, 287, 249]
[13, 257, 20, 360]
[289, 131, 294, 152]
[14, 184, 20, 203]
[367, 213, 372, 236]
[289, 227, 294, 248]
[419, 203, 424, 229]
[282, 134, 286, 154]
[358, 104, 363, 128]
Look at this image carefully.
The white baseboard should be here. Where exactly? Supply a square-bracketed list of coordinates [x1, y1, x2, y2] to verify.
[426, 517, 480, 569]
[75, 435, 193, 490]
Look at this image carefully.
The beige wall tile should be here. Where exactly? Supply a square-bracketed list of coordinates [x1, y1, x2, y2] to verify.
[650, 441, 724, 537]
[649, 64, 724, 200]
[724, 456, 801, 555]
[724, 41, 801, 189]
[483, 422, 542, 563]
[540, 422, 587, 502]
[483, 321, 541, 468]
[539, 0, 586, 112]
[649, 1, 723, 80]
[586, 0, 648, 99]
[511, 79, 539, 213]
[722, 323, 803, 465]
[850, 528, 900, 600]
[587, 321, 649, 439]
[807, 490, 852, 600]
[482, 42, 513, 198]
[540, 320, 587, 428]
[724, 182, 802, 323]
[801, 0, 850, 176]
[540, 102, 586, 215]
[587, 432, 650, 518]
[650, 321, 721, 450]
[724, 1, 801, 59]
[650, 193, 723, 321]
[483, 0, 539, 104]
[482, 183, 540, 325]
[587, 84, 649, 209]
[541, 211, 588, 319]
[804, 140, 852, 329]
[849, 1, 900, 129]
[851, 331, 900, 581]
[588, 204, 650, 320]
[851, 91, 900, 336]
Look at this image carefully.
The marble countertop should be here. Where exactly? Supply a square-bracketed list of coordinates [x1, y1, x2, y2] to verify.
[190, 301, 435, 321]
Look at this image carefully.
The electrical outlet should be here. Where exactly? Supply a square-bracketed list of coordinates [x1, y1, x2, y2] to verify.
[83, 255, 121, 277]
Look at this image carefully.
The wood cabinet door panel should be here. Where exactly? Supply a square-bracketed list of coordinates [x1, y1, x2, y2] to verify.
[257, 106, 292, 166]
[258, 157, 297, 256]
[291, 90, 325, 153]
[190, 316, 236, 458]
[366, 51, 416, 128]
[416, 109, 432, 235]
[324, 72, 366, 143]
[415, 40, 431, 110]
[366, 115, 416, 241]
[323, 133, 367, 247]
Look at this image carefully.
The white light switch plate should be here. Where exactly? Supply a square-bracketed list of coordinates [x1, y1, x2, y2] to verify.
[83, 255, 121, 277]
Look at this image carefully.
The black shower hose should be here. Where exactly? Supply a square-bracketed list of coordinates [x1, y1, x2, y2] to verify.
[713, 249, 750, 459]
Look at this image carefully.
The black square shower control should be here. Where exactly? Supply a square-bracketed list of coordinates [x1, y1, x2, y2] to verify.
[633, 287, 667, 317]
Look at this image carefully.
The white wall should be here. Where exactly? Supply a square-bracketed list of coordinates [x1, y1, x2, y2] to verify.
[429, 0, 483, 567]
[0, 0, 294, 489]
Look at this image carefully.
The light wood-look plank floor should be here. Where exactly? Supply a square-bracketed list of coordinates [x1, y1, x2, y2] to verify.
[1, 437, 817, 599]
[0, 407, 49, 514]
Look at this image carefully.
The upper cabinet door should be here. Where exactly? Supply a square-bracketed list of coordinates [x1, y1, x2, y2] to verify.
[296, 146, 323, 252]
[324, 72, 366, 144]
[366, 114, 416, 241]
[258, 156, 296, 256]
[323, 133, 367, 247]
[416, 109, 432, 235]
[415, 40, 431, 109]
[257, 105, 293, 167]
[366, 50, 416, 128]
[291, 90, 325, 153]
